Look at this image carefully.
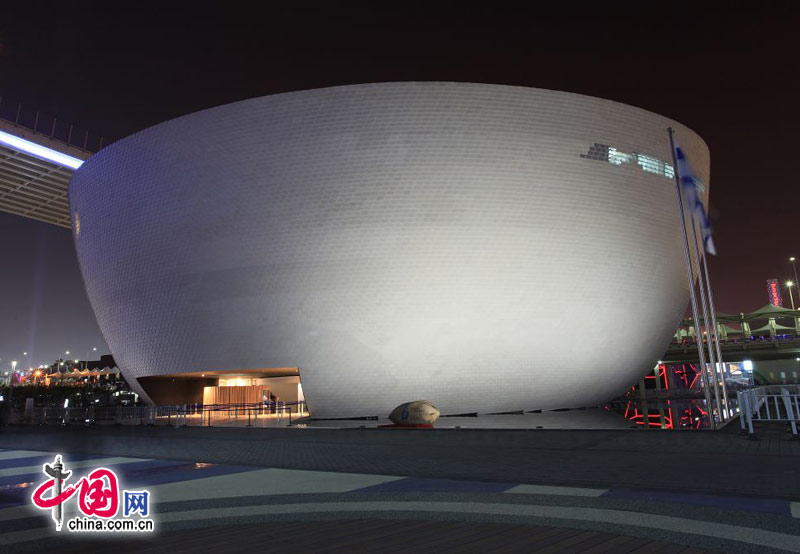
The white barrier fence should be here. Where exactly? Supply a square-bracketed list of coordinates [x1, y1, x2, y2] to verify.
[738, 385, 800, 439]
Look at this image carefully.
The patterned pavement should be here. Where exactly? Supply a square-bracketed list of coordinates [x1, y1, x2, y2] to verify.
[1, 448, 799, 553]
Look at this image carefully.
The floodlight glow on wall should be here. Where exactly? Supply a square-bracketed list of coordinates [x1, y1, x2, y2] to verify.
[0, 129, 84, 169]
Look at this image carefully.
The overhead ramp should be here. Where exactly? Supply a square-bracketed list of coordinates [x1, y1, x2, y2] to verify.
[0, 118, 91, 228]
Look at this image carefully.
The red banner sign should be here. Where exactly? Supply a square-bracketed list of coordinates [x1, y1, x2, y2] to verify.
[767, 279, 782, 307]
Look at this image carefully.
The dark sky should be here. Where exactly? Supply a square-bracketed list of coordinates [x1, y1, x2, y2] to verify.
[1, 2, 798, 367]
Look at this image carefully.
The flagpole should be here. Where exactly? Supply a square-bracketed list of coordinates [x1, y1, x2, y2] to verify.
[687, 203, 724, 422]
[696, 224, 730, 417]
[667, 127, 714, 429]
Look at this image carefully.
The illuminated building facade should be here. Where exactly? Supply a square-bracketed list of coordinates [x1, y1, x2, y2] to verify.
[69, 82, 710, 417]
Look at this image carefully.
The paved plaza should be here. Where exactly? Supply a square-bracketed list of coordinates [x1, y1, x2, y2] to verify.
[2, 420, 799, 497]
[0, 423, 798, 552]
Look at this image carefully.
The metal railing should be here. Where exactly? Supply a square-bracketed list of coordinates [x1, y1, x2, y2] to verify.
[0, 97, 104, 153]
[10, 401, 309, 428]
[738, 385, 800, 439]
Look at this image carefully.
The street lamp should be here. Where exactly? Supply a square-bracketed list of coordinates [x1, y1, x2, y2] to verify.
[7, 360, 17, 394]
[84, 347, 97, 370]
[791, 258, 800, 306]
[787, 281, 796, 311]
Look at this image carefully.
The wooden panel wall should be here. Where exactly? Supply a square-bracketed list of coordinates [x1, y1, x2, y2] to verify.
[202, 385, 267, 405]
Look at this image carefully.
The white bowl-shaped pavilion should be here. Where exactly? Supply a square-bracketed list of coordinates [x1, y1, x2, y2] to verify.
[69, 82, 709, 418]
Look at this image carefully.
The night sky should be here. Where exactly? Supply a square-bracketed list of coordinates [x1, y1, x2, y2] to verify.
[1, 3, 798, 367]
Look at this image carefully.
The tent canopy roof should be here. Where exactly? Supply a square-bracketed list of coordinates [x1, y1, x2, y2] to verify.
[683, 303, 800, 326]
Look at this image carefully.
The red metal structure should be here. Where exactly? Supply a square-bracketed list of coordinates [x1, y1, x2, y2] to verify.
[621, 363, 711, 429]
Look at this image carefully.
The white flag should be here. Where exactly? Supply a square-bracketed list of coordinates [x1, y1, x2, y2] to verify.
[675, 146, 716, 255]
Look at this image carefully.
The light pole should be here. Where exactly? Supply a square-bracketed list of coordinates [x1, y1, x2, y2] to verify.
[791, 258, 800, 306]
[8, 360, 17, 403]
[787, 281, 796, 311]
[84, 347, 97, 370]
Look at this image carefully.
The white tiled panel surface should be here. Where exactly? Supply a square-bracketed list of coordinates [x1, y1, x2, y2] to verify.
[69, 82, 710, 417]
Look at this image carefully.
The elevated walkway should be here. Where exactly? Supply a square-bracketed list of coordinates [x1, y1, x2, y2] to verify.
[0, 105, 95, 227]
[664, 336, 800, 363]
